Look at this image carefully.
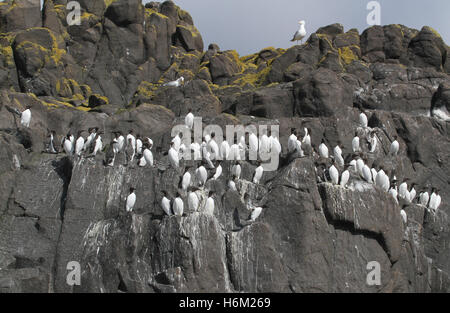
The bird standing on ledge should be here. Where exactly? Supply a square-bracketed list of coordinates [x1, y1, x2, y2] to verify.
[291, 20, 307, 44]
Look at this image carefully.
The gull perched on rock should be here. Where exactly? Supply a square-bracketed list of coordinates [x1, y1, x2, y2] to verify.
[163, 76, 184, 87]
[291, 20, 307, 44]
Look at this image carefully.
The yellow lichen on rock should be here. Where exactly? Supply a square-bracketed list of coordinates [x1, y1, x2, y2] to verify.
[136, 81, 158, 98]
[177, 24, 201, 38]
[338, 46, 359, 65]
[0, 45, 14, 67]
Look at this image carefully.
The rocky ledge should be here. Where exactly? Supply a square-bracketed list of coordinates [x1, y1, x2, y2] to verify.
[0, 0, 449, 292]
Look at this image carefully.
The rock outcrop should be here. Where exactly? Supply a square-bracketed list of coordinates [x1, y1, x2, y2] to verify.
[0, 0, 449, 293]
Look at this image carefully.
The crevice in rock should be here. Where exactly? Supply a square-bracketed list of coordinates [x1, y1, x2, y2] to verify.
[117, 271, 128, 293]
[224, 232, 237, 292]
[49, 156, 74, 292]
[319, 187, 391, 263]
[51, 157, 73, 221]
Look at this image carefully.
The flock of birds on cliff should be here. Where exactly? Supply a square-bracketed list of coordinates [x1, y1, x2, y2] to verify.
[3, 18, 444, 225]
[7, 95, 443, 226]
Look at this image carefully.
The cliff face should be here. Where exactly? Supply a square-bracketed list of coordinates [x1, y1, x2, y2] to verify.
[0, 0, 449, 293]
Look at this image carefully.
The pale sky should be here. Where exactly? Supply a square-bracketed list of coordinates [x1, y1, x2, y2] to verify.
[144, 0, 450, 56]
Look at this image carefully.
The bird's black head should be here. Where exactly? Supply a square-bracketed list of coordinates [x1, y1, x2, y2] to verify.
[291, 128, 296, 134]
[130, 187, 135, 193]
[209, 191, 214, 197]
[211, 132, 216, 138]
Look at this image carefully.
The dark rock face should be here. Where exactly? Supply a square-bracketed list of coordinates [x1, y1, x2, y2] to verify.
[0, 2, 449, 293]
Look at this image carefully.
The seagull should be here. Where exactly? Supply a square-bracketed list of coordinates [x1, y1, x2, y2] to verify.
[253, 162, 264, 184]
[318, 139, 329, 159]
[126, 187, 136, 212]
[356, 158, 365, 177]
[390, 136, 399, 156]
[212, 163, 222, 180]
[163, 76, 184, 87]
[173, 193, 184, 216]
[168, 142, 180, 169]
[429, 188, 441, 212]
[288, 128, 297, 153]
[334, 143, 345, 167]
[75, 131, 85, 156]
[269, 132, 282, 155]
[375, 168, 390, 192]
[359, 112, 368, 128]
[195, 165, 207, 187]
[181, 168, 191, 191]
[400, 209, 407, 224]
[188, 189, 199, 211]
[329, 164, 339, 185]
[171, 132, 182, 152]
[389, 183, 399, 204]
[220, 139, 230, 160]
[20, 106, 32, 128]
[191, 141, 202, 160]
[294, 139, 304, 157]
[7, 105, 32, 128]
[249, 205, 264, 222]
[259, 130, 270, 156]
[116, 131, 125, 152]
[136, 134, 143, 156]
[362, 164, 372, 183]
[48, 130, 57, 153]
[63, 134, 73, 156]
[229, 143, 241, 161]
[249, 131, 259, 156]
[352, 133, 360, 153]
[126, 130, 136, 152]
[185, 108, 194, 130]
[93, 132, 103, 156]
[409, 183, 417, 203]
[349, 159, 357, 173]
[302, 128, 311, 147]
[228, 177, 237, 192]
[340, 166, 350, 188]
[161, 191, 172, 216]
[419, 190, 430, 207]
[399, 179, 410, 201]
[369, 131, 378, 153]
[232, 163, 241, 180]
[291, 20, 307, 44]
[207, 132, 220, 160]
[371, 168, 378, 183]
[204, 191, 215, 215]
